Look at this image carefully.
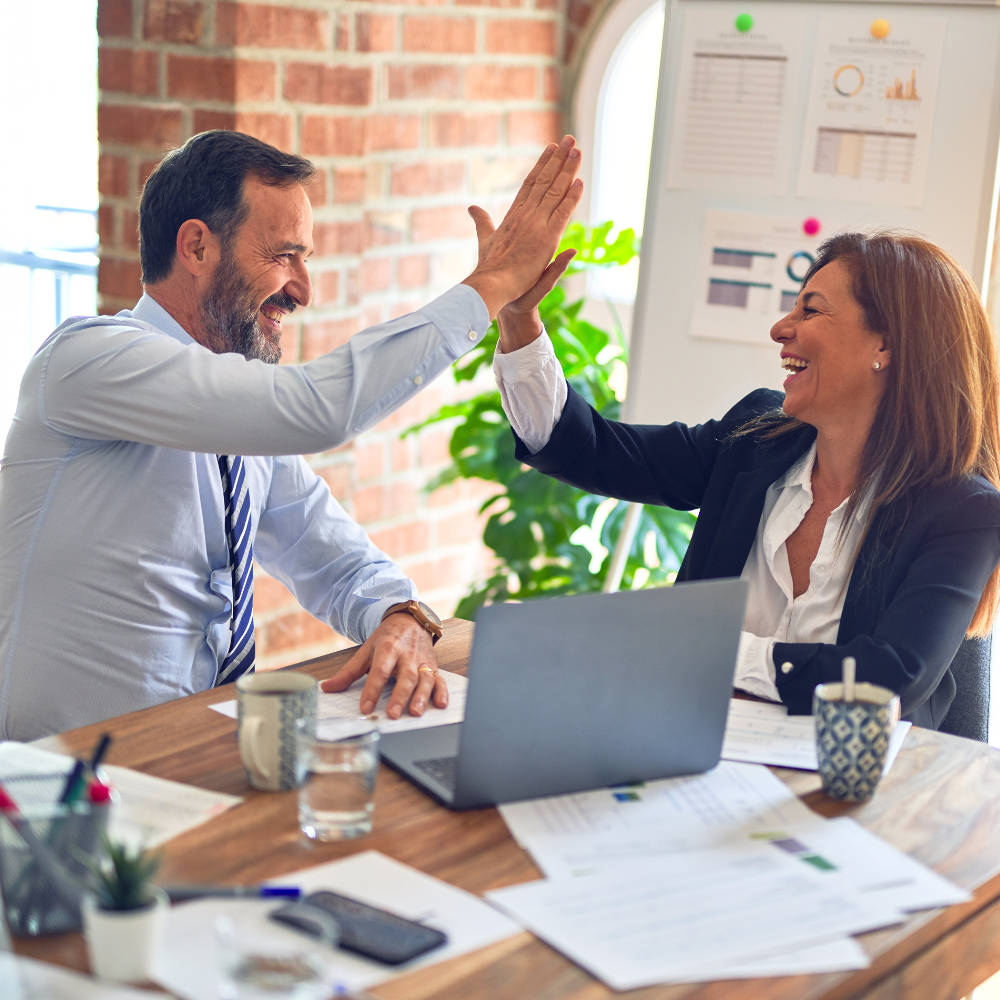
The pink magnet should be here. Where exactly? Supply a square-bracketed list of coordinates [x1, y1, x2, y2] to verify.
[803, 217, 821, 237]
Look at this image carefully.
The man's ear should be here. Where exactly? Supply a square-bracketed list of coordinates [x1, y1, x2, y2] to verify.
[176, 219, 217, 277]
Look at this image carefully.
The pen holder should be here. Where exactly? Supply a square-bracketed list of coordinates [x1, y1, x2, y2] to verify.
[0, 774, 110, 936]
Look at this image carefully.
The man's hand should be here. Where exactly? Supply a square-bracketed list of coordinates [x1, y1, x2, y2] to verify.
[320, 612, 448, 720]
[496, 248, 576, 355]
[462, 135, 583, 320]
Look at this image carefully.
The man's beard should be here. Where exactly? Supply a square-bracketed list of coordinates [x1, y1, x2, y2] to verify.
[200, 255, 295, 364]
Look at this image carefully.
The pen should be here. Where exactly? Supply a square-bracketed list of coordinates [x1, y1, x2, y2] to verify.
[164, 885, 303, 903]
[89, 733, 113, 774]
[57, 759, 86, 805]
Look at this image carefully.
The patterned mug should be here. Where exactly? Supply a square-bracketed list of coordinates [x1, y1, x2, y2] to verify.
[236, 673, 317, 791]
[813, 681, 901, 803]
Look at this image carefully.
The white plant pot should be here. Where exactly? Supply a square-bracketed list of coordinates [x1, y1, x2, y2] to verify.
[82, 887, 168, 983]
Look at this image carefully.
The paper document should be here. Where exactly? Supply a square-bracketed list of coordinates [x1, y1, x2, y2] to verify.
[690, 210, 848, 346]
[209, 669, 467, 740]
[0, 742, 241, 849]
[666, 4, 806, 196]
[796, 12, 945, 207]
[722, 699, 911, 773]
[487, 843, 899, 990]
[154, 850, 521, 1000]
[0, 954, 170, 999]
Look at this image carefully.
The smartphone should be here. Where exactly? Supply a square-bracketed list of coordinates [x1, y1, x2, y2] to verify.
[270, 890, 448, 965]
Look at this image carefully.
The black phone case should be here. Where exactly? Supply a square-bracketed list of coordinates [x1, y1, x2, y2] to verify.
[270, 890, 448, 965]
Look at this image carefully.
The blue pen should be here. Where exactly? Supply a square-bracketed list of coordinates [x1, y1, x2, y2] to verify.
[165, 885, 302, 903]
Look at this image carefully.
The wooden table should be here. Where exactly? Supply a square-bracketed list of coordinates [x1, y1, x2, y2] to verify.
[15, 618, 1000, 1000]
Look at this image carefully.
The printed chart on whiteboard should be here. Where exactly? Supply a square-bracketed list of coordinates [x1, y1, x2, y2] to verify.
[666, 4, 806, 196]
[691, 210, 841, 346]
[797, 13, 945, 207]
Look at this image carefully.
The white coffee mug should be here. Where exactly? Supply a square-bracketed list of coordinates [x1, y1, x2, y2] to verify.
[236, 673, 317, 791]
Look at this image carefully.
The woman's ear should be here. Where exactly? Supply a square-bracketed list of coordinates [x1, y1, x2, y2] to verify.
[873, 340, 890, 372]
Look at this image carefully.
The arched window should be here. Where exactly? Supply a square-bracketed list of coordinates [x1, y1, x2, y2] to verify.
[574, 0, 664, 311]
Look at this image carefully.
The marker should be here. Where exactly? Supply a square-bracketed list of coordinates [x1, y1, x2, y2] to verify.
[56, 759, 86, 805]
[164, 885, 303, 903]
[89, 733, 113, 774]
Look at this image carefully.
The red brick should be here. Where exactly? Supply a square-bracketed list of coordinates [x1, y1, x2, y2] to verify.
[402, 17, 475, 54]
[387, 0, 447, 6]
[485, 19, 556, 54]
[98, 205, 115, 247]
[390, 300, 421, 319]
[346, 268, 361, 305]
[471, 155, 534, 193]
[406, 555, 469, 593]
[362, 257, 392, 294]
[457, 0, 522, 6]
[254, 573, 295, 612]
[386, 65, 461, 100]
[98, 105, 183, 148]
[362, 305, 383, 329]
[99, 49, 159, 96]
[467, 64, 535, 101]
[262, 610, 336, 654]
[122, 209, 140, 251]
[192, 111, 293, 151]
[334, 168, 366, 204]
[429, 112, 499, 147]
[534, 0, 559, 8]
[98, 257, 142, 299]
[98, 154, 130, 198]
[436, 509, 483, 545]
[98, 0, 134, 38]
[366, 115, 420, 152]
[302, 116, 365, 157]
[313, 220, 365, 256]
[216, 2, 328, 50]
[419, 427, 452, 467]
[567, 0, 593, 28]
[391, 161, 464, 197]
[304, 171, 327, 207]
[315, 270, 340, 304]
[166, 56, 274, 102]
[411, 205, 473, 243]
[397, 254, 429, 289]
[544, 65, 560, 101]
[508, 109, 561, 146]
[284, 63, 372, 106]
[317, 462, 354, 497]
[139, 158, 161, 190]
[354, 442, 385, 480]
[356, 13, 396, 52]
[143, 0, 204, 43]
[365, 211, 406, 247]
[335, 13, 350, 50]
[391, 436, 413, 471]
[354, 481, 420, 523]
[368, 520, 431, 558]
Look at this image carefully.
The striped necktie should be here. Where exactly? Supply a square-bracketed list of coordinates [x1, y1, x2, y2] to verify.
[215, 455, 255, 685]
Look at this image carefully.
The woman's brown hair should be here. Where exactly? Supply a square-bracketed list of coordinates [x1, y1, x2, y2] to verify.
[748, 230, 1000, 636]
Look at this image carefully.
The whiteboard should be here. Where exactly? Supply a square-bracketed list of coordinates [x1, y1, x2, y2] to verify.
[626, 0, 1000, 427]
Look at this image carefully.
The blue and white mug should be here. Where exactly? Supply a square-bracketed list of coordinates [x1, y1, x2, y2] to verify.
[813, 681, 901, 803]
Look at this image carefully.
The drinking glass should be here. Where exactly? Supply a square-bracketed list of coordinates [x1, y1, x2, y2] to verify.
[298, 726, 380, 841]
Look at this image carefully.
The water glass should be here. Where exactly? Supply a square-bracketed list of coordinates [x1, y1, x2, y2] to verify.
[298, 726, 380, 841]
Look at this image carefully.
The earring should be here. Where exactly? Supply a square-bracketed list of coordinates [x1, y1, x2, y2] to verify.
[873, 362, 881, 369]
[195, 248, 204, 262]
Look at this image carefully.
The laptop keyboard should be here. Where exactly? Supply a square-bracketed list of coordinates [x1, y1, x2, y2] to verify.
[414, 755, 458, 791]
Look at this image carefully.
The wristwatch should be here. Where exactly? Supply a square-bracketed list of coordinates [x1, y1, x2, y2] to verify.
[383, 600, 443, 644]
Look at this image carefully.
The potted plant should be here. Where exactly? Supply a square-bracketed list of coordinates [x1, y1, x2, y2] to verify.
[79, 834, 167, 983]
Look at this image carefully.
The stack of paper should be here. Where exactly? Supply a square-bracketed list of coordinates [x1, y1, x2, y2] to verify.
[209, 670, 468, 740]
[493, 761, 968, 988]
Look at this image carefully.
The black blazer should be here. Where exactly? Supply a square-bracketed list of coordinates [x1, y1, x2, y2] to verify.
[515, 386, 1000, 729]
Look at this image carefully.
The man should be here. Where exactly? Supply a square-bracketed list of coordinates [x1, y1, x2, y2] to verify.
[0, 129, 582, 741]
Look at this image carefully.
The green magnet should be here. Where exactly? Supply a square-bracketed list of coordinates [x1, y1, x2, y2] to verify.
[735, 12, 753, 31]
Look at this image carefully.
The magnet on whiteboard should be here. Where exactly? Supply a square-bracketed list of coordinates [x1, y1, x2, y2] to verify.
[735, 12, 753, 32]
[870, 19, 890, 39]
[803, 217, 821, 237]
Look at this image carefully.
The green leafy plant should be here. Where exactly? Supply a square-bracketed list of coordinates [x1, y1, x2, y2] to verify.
[406, 222, 697, 619]
[80, 833, 163, 911]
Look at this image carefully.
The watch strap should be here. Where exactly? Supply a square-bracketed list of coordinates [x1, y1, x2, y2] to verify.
[383, 600, 443, 644]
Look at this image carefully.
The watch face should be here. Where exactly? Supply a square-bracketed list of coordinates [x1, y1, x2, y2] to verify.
[416, 601, 442, 627]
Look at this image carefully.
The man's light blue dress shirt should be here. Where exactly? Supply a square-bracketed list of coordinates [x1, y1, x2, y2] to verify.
[0, 286, 489, 740]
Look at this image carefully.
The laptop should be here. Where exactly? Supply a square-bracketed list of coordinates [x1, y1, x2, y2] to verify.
[379, 578, 748, 810]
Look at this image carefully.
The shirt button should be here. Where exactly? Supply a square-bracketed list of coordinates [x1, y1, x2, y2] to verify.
[781, 661, 794, 674]
[468, 330, 478, 340]
[414, 375, 423, 385]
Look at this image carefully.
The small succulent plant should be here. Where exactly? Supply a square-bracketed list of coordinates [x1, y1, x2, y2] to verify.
[82, 833, 163, 912]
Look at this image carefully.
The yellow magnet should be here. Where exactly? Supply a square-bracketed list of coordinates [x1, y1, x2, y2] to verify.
[870, 19, 890, 39]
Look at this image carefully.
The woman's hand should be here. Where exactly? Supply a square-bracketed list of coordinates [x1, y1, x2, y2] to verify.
[496, 248, 576, 355]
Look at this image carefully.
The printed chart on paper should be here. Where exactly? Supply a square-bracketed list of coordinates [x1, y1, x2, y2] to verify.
[797, 13, 945, 207]
[666, 4, 806, 196]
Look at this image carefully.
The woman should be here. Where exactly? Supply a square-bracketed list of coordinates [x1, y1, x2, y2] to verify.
[493, 231, 1000, 729]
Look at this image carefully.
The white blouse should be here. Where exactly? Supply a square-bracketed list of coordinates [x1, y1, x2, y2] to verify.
[493, 335, 864, 702]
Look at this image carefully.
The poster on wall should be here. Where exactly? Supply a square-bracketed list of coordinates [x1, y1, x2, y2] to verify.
[796, 13, 945, 207]
[666, 4, 807, 197]
[691, 209, 846, 346]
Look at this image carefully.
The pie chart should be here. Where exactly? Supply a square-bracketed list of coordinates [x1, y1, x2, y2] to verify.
[833, 64, 865, 97]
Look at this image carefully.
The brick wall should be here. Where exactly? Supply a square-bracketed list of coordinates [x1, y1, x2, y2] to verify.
[97, 0, 572, 668]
